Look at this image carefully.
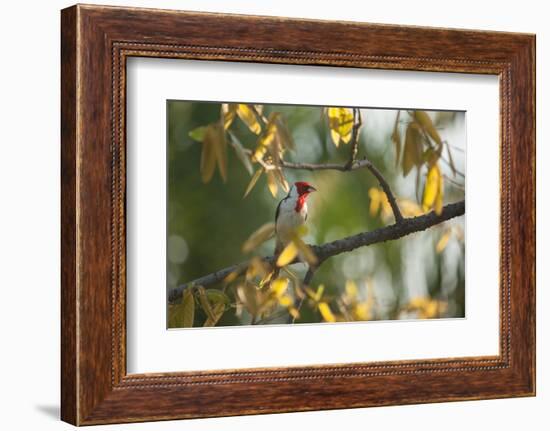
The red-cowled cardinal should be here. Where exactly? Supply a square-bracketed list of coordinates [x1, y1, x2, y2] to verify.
[274, 181, 317, 255]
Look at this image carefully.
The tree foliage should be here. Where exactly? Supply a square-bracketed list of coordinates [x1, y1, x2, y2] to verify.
[169, 102, 465, 328]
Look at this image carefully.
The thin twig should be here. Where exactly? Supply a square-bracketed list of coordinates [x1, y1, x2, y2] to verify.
[169, 200, 464, 302]
[345, 108, 362, 169]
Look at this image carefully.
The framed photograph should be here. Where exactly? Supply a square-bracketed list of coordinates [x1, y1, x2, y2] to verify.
[61, 4, 535, 425]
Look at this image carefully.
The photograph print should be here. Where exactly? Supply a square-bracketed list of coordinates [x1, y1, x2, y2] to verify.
[166, 101, 466, 328]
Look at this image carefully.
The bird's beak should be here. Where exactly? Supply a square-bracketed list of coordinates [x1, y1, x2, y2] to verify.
[307, 185, 317, 193]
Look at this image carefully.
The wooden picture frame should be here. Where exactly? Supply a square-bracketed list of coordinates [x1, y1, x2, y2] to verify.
[61, 4, 535, 425]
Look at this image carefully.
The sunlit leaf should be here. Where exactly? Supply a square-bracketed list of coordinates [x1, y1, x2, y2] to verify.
[413, 111, 442, 146]
[311, 284, 325, 302]
[436, 230, 452, 253]
[203, 303, 225, 327]
[422, 164, 441, 212]
[318, 302, 336, 322]
[293, 235, 318, 265]
[271, 277, 289, 297]
[391, 111, 401, 167]
[188, 126, 207, 142]
[327, 107, 354, 147]
[276, 241, 299, 267]
[368, 188, 381, 216]
[403, 297, 448, 319]
[222, 104, 237, 129]
[237, 104, 262, 135]
[266, 170, 278, 197]
[243, 168, 263, 198]
[242, 222, 275, 253]
[353, 302, 371, 321]
[229, 134, 253, 175]
[403, 122, 423, 176]
[345, 280, 358, 299]
[398, 198, 424, 217]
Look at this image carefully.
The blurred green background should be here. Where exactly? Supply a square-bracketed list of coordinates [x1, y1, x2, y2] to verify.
[167, 101, 465, 327]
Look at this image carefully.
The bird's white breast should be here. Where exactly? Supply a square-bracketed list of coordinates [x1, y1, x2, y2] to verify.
[276, 197, 307, 246]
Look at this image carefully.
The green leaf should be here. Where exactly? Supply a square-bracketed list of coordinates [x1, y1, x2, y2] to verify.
[189, 126, 207, 142]
[197, 286, 216, 321]
[181, 289, 195, 327]
[168, 288, 195, 328]
[206, 289, 230, 306]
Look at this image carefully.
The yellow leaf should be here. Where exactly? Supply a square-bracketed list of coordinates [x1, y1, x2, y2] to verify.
[368, 188, 380, 216]
[327, 107, 354, 147]
[242, 222, 276, 253]
[422, 164, 442, 212]
[266, 171, 278, 197]
[237, 104, 262, 135]
[435, 174, 444, 215]
[312, 284, 325, 302]
[288, 307, 300, 319]
[414, 111, 442, 146]
[436, 230, 452, 253]
[345, 280, 358, 299]
[243, 168, 263, 198]
[318, 302, 336, 322]
[293, 235, 318, 265]
[353, 302, 371, 321]
[271, 277, 289, 297]
[276, 241, 298, 267]
[398, 198, 424, 217]
[403, 122, 423, 176]
[222, 104, 237, 129]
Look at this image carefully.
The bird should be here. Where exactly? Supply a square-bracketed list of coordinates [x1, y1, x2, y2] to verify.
[274, 181, 317, 256]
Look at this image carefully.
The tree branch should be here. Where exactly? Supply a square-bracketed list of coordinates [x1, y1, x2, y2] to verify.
[280, 158, 404, 223]
[169, 200, 464, 303]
